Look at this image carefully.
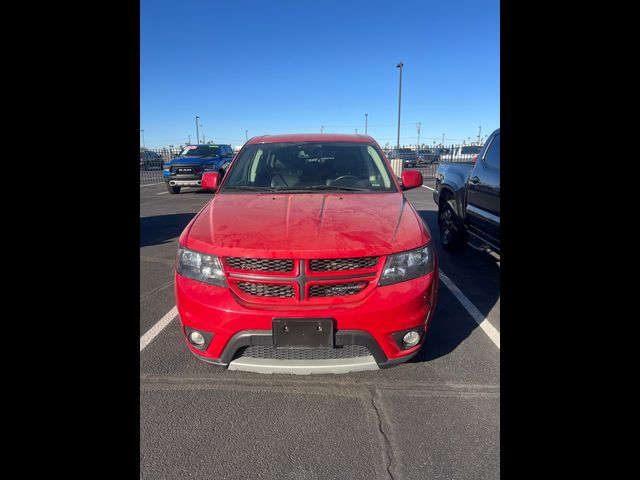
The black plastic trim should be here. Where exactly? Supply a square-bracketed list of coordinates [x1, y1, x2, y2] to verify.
[212, 328, 422, 368]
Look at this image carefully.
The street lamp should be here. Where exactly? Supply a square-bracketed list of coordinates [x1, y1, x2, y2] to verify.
[365, 113, 368, 135]
[141, 129, 145, 148]
[200, 124, 205, 143]
[245, 130, 248, 141]
[416, 122, 421, 152]
[188, 134, 191, 145]
[396, 62, 404, 151]
[442, 133, 445, 145]
[195, 116, 200, 143]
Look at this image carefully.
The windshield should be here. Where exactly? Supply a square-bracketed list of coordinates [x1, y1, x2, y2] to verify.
[461, 146, 482, 155]
[221, 142, 398, 193]
[179, 145, 221, 157]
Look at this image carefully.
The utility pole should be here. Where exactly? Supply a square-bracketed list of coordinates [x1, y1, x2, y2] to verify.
[195, 116, 200, 143]
[416, 122, 421, 152]
[478, 126, 482, 144]
[141, 129, 145, 148]
[396, 62, 404, 151]
[365, 113, 368, 135]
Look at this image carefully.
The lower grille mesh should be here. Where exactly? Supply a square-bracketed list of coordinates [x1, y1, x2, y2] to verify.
[235, 345, 371, 360]
[309, 282, 368, 297]
[236, 281, 295, 298]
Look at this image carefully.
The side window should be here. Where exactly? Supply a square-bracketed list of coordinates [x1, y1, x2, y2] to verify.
[483, 134, 500, 170]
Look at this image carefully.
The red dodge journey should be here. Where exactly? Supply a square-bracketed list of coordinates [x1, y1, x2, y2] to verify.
[175, 134, 438, 374]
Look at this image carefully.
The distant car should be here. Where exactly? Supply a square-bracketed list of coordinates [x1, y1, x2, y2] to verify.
[439, 145, 483, 163]
[416, 149, 437, 165]
[162, 143, 234, 194]
[140, 150, 164, 170]
[387, 148, 418, 167]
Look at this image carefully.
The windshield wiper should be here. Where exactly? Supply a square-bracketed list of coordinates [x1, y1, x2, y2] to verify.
[282, 185, 371, 192]
[222, 185, 277, 192]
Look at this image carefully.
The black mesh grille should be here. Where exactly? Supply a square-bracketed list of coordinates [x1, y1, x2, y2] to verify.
[171, 164, 202, 174]
[227, 257, 294, 272]
[236, 281, 295, 298]
[235, 344, 371, 360]
[309, 257, 379, 272]
[308, 282, 368, 297]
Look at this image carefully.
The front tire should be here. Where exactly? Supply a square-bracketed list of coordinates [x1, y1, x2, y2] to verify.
[438, 200, 466, 251]
[166, 184, 181, 194]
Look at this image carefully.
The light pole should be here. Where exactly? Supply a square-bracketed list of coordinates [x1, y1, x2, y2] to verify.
[396, 62, 404, 151]
[200, 124, 205, 143]
[478, 126, 482, 144]
[320, 126, 324, 133]
[442, 133, 445, 146]
[195, 116, 200, 143]
[245, 130, 248, 142]
[188, 134, 191, 145]
[355, 128, 358, 135]
[141, 130, 145, 148]
[416, 122, 421, 152]
[365, 113, 368, 135]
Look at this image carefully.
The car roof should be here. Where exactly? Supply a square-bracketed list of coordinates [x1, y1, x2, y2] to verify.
[246, 133, 379, 145]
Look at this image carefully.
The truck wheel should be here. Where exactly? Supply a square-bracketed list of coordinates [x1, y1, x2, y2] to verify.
[438, 200, 466, 251]
[166, 184, 181, 194]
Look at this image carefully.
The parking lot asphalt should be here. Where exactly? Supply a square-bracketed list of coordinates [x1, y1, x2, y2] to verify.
[140, 179, 500, 479]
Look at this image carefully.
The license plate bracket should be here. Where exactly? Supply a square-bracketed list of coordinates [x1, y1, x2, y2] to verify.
[272, 318, 334, 348]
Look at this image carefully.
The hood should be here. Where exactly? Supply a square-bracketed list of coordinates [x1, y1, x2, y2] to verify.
[185, 192, 431, 258]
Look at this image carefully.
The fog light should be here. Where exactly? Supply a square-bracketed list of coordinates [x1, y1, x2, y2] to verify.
[189, 331, 205, 346]
[402, 331, 421, 347]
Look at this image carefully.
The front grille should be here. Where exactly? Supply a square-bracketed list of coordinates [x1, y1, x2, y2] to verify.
[171, 165, 202, 174]
[234, 344, 371, 360]
[227, 257, 294, 272]
[308, 282, 368, 297]
[309, 257, 379, 272]
[236, 281, 295, 298]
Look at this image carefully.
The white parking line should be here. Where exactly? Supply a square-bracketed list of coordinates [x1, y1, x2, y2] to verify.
[140, 306, 178, 352]
[157, 191, 169, 195]
[439, 271, 500, 349]
[422, 184, 435, 191]
[140, 182, 163, 188]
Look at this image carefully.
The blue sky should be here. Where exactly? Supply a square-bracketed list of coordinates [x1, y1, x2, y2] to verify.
[141, 0, 499, 149]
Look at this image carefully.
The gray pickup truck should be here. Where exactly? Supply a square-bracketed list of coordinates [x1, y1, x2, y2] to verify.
[433, 128, 500, 253]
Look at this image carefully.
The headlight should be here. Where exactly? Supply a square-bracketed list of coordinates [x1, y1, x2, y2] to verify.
[176, 247, 227, 287]
[378, 243, 435, 286]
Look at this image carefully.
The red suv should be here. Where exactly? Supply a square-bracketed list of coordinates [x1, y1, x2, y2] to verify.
[175, 134, 439, 374]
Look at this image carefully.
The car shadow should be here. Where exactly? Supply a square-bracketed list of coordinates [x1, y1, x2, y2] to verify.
[140, 213, 197, 248]
[408, 209, 500, 363]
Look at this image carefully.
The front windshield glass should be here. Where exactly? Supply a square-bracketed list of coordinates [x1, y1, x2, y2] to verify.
[179, 145, 221, 157]
[221, 142, 397, 193]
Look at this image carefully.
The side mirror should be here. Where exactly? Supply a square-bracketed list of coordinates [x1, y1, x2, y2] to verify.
[202, 171, 220, 191]
[401, 170, 423, 191]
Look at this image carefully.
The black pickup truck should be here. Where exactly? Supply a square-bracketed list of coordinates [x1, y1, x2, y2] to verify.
[433, 128, 500, 253]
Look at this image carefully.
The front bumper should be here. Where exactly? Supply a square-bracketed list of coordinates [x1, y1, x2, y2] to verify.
[176, 271, 438, 372]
